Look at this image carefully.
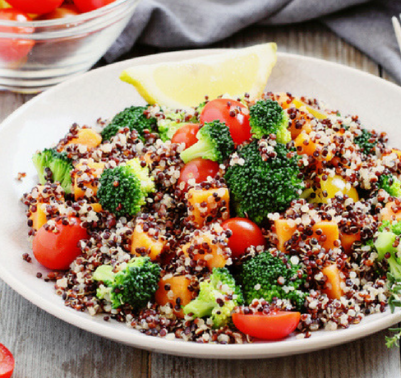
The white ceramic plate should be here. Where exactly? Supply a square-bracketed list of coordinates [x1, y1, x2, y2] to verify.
[1, 49, 401, 359]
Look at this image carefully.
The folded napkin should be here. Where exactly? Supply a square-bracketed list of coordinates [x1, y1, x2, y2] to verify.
[105, 0, 401, 84]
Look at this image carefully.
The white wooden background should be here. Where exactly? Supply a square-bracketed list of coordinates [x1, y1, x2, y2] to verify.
[1, 22, 400, 378]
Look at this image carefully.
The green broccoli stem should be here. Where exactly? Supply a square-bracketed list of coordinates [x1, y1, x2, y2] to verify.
[374, 230, 401, 281]
[92, 265, 115, 284]
[180, 138, 211, 164]
[389, 257, 401, 281]
[375, 231, 397, 261]
[183, 298, 215, 318]
[183, 268, 243, 328]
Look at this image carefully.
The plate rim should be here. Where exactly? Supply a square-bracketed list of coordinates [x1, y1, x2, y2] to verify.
[1, 48, 401, 359]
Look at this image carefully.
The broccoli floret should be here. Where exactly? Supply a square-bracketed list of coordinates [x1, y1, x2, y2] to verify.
[354, 129, 378, 156]
[32, 149, 53, 184]
[158, 107, 205, 141]
[32, 148, 73, 193]
[196, 101, 206, 116]
[250, 99, 290, 144]
[93, 257, 161, 310]
[375, 230, 401, 281]
[225, 140, 303, 224]
[101, 106, 156, 141]
[239, 251, 306, 310]
[380, 220, 401, 235]
[157, 110, 188, 142]
[370, 220, 401, 281]
[180, 120, 234, 164]
[183, 268, 243, 328]
[98, 158, 155, 217]
[379, 175, 401, 198]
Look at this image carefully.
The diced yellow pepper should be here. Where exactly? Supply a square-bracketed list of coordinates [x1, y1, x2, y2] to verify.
[381, 201, 401, 222]
[131, 223, 166, 261]
[274, 219, 296, 252]
[182, 233, 227, 270]
[274, 219, 340, 253]
[187, 187, 229, 228]
[73, 161, 105, 200]
[311, 175, 359, 204]
[29, 203, 47, 231]
[322, 264, 343, 300]
[67, 128, 102, 149]
[154, 276, 193, 318]
[90, 203, 103, 213]
[292, 98, 328, 120]
[340, 231, 361, 254]
[312, 221, 339, 252]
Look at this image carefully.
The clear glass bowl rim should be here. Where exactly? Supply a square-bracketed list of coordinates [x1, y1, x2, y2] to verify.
[0, 0, 134, 28]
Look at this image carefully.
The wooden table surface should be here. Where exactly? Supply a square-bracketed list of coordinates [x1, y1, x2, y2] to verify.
[1, 22, 401, 378]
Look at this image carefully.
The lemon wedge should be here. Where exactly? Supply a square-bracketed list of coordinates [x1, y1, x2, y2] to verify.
[120, 43, 277, 108]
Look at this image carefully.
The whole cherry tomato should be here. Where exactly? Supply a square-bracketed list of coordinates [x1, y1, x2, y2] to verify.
[178, 158, 219, 192]
[38, 4, 80, 20]
[0, 343, 14, 378]
[222, 217, 265, 258]
[0, 9, 34, 63]
[32, 217, 88, 270]
[232, 311, 301, 340]
[73, 0, 115, 13]
[6, 0, 64, 14]
[200, 98, 251, 145]
[171, 123, 200, 149]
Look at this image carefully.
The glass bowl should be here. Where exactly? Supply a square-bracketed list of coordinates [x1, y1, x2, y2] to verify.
[0, 0, 139, 93]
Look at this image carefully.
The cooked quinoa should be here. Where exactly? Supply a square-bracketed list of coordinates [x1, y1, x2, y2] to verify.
[22, 92, 400, 344]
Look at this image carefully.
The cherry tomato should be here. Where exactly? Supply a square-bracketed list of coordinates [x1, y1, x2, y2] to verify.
[0, 9, 34, 63]
[221, 217, 265, 258]
[200, 98, 251, 146]
[73, 0, 115, 13]
[232, 311, 301, 340]
[38, 4, 80, 20]
[171, 123, 200, 149]
[32, 217, 88, 270]
[0, 344, 14, 378]
[6, 0, 63, 14]
[178, 158, 219, 192]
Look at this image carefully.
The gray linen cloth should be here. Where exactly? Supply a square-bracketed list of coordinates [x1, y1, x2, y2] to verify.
[105, 0, 401, 83]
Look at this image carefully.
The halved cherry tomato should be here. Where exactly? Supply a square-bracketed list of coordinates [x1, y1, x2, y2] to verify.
[222, 217, 265, 258]
[171, 123, 199, 149]
[178, 158, 219, 192]
[200, 98, 251, 146]
[38, 4, 80, 20]
[32, 217, 88, 270]
[232, 311, 301, 340]
[0, 343, 14, 378]
[6, 0, 63, 14]
[73, 0, 115, 13]
[0, 9, 34, 63]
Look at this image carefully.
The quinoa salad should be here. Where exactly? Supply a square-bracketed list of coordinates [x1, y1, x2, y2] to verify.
[21, 91, 401, 346]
